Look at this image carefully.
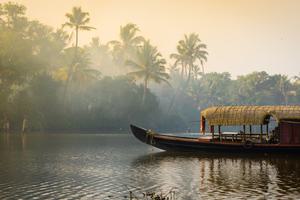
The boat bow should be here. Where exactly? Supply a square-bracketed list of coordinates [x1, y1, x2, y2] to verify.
[130, 124, 150, 144]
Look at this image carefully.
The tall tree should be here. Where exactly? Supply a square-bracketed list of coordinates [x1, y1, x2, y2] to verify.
[85, 37, 115, 75]
[110, 23, 144, 69]
[2, 2, 27, 30]
[126, 41, 170, 104]
[62, 7, 95, 103]
[168, 34, 208, 112]
[63, 7, 95, 51]
[54, 47, 100, 90]
[170, 33, 208, 83]
[0, 4, 4, 26]
[277, 75, 291, 105]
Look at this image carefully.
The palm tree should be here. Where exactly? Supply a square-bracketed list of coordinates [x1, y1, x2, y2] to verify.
[2, 2, 27, 29]
[279, 75, 291, 105]
[53, 47, 100, 91]
[110, 23, 144, 68]
[85, 37, 111, 69]
[63, 7, 95, 51]
[170, 33, 208, 82]
[0, 4, 5, 26]
[126, 41, 170, 104]
[62, 7, 95, 104]
[192, 65, 202, 80]
[168, 34, 207, 112]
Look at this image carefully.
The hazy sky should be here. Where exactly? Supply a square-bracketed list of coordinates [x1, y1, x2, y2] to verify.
[10, 0, 300, 77]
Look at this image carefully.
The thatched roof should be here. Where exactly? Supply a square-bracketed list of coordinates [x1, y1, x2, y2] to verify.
[201, 106, 300, 126]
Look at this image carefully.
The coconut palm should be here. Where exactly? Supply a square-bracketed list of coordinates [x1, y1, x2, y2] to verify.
[279, 75, 291, 105]
[110, 23, 144, 67]
[55, 47, 100, 82]
[170, 33, 208, 82]
[62, 7, 95, 104]
[2, 2, 27, 29]
[168, 34, 207, 112]
[126, 41, 170, 103]
[85, 37, 120, 76]
[192, 65, 202, 80]
[63, 7, 95, 51]
[0, 4, 5, 26]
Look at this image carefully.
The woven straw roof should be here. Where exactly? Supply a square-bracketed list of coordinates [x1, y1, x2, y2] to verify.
[201, 105, 300, 126]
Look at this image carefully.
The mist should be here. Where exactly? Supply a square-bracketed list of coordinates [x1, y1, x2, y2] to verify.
[17, 0, 300, 77]
[0, 1, 299, 133]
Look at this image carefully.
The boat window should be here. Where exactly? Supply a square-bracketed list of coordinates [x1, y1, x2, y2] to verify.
[221, 126, 242, 132]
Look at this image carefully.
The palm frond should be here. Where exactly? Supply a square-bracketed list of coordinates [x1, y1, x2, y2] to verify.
[127, 70, 146, 79]
[125, 60, 143, 69]
[79, 25, 95, 30]
[62, 22, 74, 28]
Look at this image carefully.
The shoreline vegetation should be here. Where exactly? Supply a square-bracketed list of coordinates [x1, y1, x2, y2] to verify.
[0, 2, 299, 133]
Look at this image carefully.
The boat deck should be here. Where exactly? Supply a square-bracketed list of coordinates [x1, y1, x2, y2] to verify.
[130, 124, 300, 153]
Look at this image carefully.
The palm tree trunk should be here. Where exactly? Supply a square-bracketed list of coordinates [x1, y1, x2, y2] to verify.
[201, 61, 205, 74]
[181, 63, 184, 77]
[186, 62, 193, 85]
[142, 77, 148, 104]
[75, 26, 79, 49]
[63, 26, 79, 109]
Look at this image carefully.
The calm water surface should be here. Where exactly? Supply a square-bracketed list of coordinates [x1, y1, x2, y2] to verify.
[0, 133, 300, 199]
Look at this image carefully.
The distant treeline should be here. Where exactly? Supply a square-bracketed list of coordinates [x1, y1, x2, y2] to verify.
[0, 2, 299, 133]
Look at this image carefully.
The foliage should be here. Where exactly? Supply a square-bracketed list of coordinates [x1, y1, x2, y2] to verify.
[170, 33, 208, 83]
[0, 2, 298, 133]
[84, 37, 115, 75]
[126, 40, 170, 103]
[62, 6, 95, 105]
[109, 23, 145, 71]
[63, 6, 95, 36]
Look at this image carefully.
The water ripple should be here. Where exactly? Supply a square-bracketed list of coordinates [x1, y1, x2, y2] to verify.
[0, 134, 300, 199]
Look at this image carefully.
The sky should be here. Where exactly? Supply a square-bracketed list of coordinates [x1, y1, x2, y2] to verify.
[7, 0, 300, 77]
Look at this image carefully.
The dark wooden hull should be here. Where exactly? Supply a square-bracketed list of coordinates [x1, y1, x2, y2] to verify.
[130, 124, 300, 154]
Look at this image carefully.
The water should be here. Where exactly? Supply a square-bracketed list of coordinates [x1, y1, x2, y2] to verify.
[0, 133, 300, 199]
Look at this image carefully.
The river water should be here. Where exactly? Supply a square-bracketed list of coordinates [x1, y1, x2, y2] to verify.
[0, 133, 299, 199]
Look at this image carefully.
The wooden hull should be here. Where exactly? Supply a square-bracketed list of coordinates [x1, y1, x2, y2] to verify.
[130, 124, 300, 154]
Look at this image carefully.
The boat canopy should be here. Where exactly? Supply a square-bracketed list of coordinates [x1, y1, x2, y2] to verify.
[201, 106, 300, 126]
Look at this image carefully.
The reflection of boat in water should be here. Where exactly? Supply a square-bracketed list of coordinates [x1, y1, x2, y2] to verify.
[131, 151, 300, 197]
[132, 151, 300, 167]
[130, 106, 300, 153]
[133, 150, 300, 162]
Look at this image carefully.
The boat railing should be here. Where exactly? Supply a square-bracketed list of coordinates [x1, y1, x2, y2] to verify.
[210, 132, 275, 143]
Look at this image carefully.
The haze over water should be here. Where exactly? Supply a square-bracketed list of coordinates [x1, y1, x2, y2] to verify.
[1, 1, 300, 199]
[0, 133, 299, 199]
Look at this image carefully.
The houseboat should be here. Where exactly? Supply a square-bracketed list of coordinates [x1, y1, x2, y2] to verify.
[130, 106, 300, 153]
